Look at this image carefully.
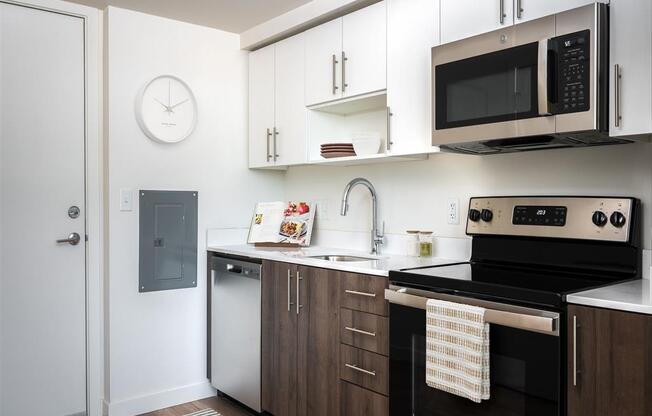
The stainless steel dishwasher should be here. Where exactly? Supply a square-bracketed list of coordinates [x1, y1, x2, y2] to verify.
[210, 255, 262, 412]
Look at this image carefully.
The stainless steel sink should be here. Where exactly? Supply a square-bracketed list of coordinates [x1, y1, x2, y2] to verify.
[307, 255, 377, 262]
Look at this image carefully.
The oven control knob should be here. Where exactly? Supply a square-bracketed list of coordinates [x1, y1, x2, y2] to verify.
[592, 211, 608, 227]
[610, 212, 626, 228]
[481, 209, 493, 222]
[468, 209, 481, 222]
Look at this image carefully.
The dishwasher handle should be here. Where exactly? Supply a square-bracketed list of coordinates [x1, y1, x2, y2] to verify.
[211, 256, 261, 280]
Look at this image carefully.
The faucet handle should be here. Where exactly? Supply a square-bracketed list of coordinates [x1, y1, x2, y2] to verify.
[376, 221, 385, 241]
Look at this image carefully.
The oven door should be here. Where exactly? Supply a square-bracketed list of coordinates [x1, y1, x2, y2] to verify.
[432, 16, 557, 146]
[387, 286, 562, 416]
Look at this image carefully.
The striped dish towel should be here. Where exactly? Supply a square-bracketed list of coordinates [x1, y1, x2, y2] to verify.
[426, 298, 490, 403]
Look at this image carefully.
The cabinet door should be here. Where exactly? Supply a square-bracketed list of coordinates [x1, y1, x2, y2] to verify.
[567, 305, 652, 416]
[262, 261, 298, 416]
[274, 33, 307, 166]
[249, 45, 275, 168]
[387, 0, 439, 155]
[305, 18, 343, 106]
[514, 0, 595, 24]
[609, 0, 652, 137]
[440, 0, 513, 44]
[296, 266, 340, 416]
[341, 1, 387, 98]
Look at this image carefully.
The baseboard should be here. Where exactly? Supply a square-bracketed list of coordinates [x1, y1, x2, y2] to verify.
[106, 381, 216, 416]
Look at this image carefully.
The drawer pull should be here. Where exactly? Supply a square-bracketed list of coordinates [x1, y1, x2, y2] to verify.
[345, 363, 376, 377]
[345, 289, 376, 298]
[344, 326, 376, 337]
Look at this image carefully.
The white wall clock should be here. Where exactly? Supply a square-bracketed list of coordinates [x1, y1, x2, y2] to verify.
[135, 75, 198, 143]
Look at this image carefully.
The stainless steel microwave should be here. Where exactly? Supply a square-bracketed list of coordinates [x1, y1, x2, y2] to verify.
[432, 3, 630, 154]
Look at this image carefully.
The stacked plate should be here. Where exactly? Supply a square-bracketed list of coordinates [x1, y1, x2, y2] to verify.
[320, 143, 356, 159]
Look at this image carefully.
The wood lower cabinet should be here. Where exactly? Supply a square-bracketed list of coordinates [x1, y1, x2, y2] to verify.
[567, 304, 652, 416]
[262, 261, 340, 416]
[262, 261, 298, 416]
[340, 380, 389, 416]
[297, 265, 340, 416]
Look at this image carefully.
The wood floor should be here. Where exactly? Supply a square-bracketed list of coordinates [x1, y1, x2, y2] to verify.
[140, 395, 255, 416]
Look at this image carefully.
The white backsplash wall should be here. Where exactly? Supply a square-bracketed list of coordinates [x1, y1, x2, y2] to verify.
[285, 142, 652, 253]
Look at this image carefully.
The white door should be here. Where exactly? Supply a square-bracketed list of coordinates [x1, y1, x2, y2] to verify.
[305, 18, 343, 106]
[609, 0, 652, 137]
[0, 4, 87, 416]
[341, 1, 387, 98]
[440, 0, 514, 44]
[248, 44, 276, 168]
[513, 0, 596, 24]
[387, 0, 439, 155]
[274, 33, 307, 166]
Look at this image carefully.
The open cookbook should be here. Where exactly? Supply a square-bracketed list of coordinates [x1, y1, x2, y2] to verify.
[247, 201, 316, 246]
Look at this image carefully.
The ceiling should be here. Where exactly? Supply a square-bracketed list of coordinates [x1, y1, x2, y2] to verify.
[67, 0, 313, 33]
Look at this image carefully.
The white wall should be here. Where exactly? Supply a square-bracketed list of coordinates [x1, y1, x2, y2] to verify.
[285, 142, 652, 250]
[104, 7, 284, 415]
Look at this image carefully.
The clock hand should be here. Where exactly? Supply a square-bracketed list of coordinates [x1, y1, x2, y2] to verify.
[168, 80, 171, 108]
[170, 98, 189, 110]
[153, 98, 171, 112]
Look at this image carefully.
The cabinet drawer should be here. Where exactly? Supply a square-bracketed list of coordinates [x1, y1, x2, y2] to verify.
[340, 344, 388, 396]
[340, 308, 388, 356]
[340, 380, 388, 416]
[339, 273, 388, 316]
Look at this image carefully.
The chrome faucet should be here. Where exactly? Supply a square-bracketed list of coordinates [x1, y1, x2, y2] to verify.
[340, 178, 384, 255]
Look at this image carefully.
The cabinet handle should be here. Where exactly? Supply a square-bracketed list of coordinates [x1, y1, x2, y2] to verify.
[345, 363, 376, 377]
[341, 51, 348, 93]
[287, 269, 294, 312]
[573, 315, 580, 387]
[386, 107, 394, 151]
[296, 271, 304, 315]
[332, 54, 339, 95]
[344, 326, 376, 337]
[615, 64, 622, 127]
[345, 289, 376, 298]
[516, 0, 523, 19]
[266, 128, 272, 162]
[499, 0, 505, 24]
[273, 127, 279, 162]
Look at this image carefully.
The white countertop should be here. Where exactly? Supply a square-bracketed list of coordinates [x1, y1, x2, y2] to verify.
[567, 279, 652, 315]
[207, 244, 466, 277]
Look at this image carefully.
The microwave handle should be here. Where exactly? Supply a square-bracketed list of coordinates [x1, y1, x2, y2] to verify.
[537, 39, 551, 116]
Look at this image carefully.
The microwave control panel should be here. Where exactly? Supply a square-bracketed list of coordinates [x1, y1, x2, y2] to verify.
[550, 30, 591, 115]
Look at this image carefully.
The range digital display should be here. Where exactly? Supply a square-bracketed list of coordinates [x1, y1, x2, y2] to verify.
[513, 205, 567, 226]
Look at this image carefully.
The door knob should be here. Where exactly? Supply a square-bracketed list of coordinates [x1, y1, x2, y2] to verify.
[56, 232, 81, 246]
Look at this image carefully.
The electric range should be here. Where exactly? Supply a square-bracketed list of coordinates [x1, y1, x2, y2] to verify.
[387, 196, 641, 416]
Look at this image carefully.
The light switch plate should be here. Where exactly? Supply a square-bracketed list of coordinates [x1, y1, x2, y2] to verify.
[120, 189, 133, 211]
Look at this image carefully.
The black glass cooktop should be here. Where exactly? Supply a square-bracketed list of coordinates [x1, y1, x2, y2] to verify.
[390, 262, 632, 309]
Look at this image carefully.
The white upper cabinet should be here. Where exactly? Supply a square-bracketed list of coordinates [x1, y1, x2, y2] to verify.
[341, 1, 387, 98]
[249, 45, 275, 168]
[387, 0, 439, 155]
[440, 0, 514, 44]
[609, 0, 652, 138]
[248, 34, 307, 168]
[305, 19, 342, 106]
[274, 34, 307, 166]
[513, 0, 596, 24]
[305, 1, 387, 106]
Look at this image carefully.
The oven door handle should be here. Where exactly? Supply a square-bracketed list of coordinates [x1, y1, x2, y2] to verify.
[537, 38, 552, 116]
[385, 286, 559, 336]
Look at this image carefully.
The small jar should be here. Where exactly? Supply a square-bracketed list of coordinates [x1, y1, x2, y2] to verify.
[406, 230, 420, 257]
[419, 231, 434, 257]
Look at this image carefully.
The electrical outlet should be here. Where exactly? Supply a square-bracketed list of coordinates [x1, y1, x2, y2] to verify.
[447, 198, 459, 225]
